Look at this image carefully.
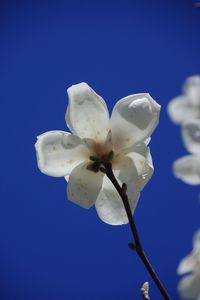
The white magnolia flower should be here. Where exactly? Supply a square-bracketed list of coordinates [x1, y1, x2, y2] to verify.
[177, 230, 200, 300]
[173, 119, 200, 185]
[168, 76, 200, 125]
[35, 83, 160, 225]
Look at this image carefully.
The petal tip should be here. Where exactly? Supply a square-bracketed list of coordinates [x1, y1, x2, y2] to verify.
[67, 82, 88, 94]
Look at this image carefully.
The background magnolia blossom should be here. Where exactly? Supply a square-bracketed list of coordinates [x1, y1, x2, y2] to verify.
[177, 230, 200, 300]
[168, 76, 200, 125]
[173, 119, 200, 185]
[168, 76, 200, 185]
[168, 76, 200, 300]
[35, 83, 160, 225]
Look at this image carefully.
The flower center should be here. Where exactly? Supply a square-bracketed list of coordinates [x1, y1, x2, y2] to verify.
[87, 146, 114, 173]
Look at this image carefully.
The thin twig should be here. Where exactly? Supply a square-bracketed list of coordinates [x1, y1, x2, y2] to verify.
[104, 161, 170, 300]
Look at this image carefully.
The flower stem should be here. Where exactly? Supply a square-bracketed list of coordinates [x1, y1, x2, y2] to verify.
[104, 162, 170, 300]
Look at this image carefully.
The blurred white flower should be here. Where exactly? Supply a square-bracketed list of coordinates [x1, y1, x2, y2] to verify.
[167, 75, 200, 185]
[168, 75, 200, 125]
[177, 230, 200, 300]
[173, 119, 200, 185]
[35, 83, 160, 225]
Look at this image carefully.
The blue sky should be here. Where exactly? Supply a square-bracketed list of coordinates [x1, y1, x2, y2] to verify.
[0, 0, 200, 299]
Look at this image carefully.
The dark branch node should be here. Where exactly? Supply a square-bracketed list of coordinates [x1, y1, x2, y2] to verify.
[128, 242, 137, 251]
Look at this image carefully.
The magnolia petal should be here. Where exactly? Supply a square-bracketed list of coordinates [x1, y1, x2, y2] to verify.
[122, 141, 148, 156]
[178, 230, 200, 275]
[95, 156, 140, 225]
[66, 82, 110, 142]
[193, 230, 200, 250]
[111, 93, 160, 150]
[126, 147, 154, 190]
[167, 96, 199, 124]
[35, 131, 89, 177]
[144, 137, 151, 145]
[67, 162, 104, 209]
[177, 253, 197, 275]
[182, 119, 200, 155]
[178, 274, 200, 299]
[95, 177, 140, 226]
[65, 175, 69, 182]
[173, 155, 200, 185]
[184, 75, 200, 106]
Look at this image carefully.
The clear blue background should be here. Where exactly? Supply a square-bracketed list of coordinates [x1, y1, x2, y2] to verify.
[1, 0, 200, 299]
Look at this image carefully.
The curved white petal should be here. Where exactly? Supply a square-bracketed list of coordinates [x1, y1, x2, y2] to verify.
[184, 75, 200, 106]
[35, 131, 89, 177]
[144, 137, 151, 146]
[95, 156, 140, 225]
[182, 119, 200, 155]
[66, 82, 110, 142]
[110, 93, 160, 150]
[178, 230, 200, 276]
[65, 175, 69, 182]
[173, 155, 200, 185]
[178, 274, 200, 299]
[67, 162, 104, 209]
[122, 141, 148, 156]
[126, 147, 154, 190]
[177, 253, 197, 275]
[193, 230, 200, 250]
[167, 96, 199, 125]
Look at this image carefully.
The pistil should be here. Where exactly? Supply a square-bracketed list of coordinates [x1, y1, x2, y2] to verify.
[87, 150, 114, 173]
